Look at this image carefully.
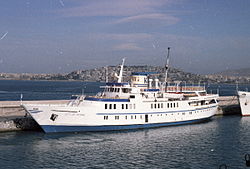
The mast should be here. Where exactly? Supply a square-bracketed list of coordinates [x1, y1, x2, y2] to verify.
[105, 66, 108, 83]
[165, 47, 171, 89]
[117, 58, 125, 83]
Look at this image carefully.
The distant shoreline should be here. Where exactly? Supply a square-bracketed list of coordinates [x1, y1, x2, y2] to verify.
[0, 78, 249, 85]
[0, 78, 105, 83]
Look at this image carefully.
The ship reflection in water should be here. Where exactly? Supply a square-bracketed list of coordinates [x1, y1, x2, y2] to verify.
[0, 116, 249, 169]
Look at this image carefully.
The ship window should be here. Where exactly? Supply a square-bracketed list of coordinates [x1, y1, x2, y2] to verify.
[122, 88, 129, 93]
[131, 116, 133, 119]
[170, 103, 173, 108]
[140, 115, 142, 119]
[104, 116, 108, 120]
[182, 113, 185, 115]
[135, 115, 136, 119]
[122, 104, 124, 109]
[151, 104, 153, 109]
[126, 104, 128, 109]
[174, 103, 176, 107]
[109, 104, 112, 109]
[111, 88, 114, 92]
[177, 103, 179, 107]
[105, 104, 108, 109]
[133, 104, 136, 109]
[114, 104, 116, 109]
[115, 116, 119, 120]
[161, 103, 163, 108]
[167, 103, 169, 108]
[158, 104, 160, 108]
[129, 104, 132, 109]
[189, 112, 192, 114]
[117, 88, 120, 92]
[125, 116, 127, 119]
[155, 104, 157, 108]
[130, 95, 135, 98]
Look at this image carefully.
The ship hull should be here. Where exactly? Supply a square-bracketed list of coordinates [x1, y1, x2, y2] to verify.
[40, 117, 212, 133]
[238, 91, 250, 116]
[23, 101, 217, 133]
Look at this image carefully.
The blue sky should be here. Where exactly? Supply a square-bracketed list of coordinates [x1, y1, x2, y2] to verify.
[0, 0, 249, 74]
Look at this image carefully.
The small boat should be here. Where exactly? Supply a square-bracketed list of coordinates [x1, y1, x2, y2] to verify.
[238, 91, 250, 116]
[23, 48, 219, 133]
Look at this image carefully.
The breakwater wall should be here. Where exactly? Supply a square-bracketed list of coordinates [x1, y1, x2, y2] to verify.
[0, 97, 241, 132]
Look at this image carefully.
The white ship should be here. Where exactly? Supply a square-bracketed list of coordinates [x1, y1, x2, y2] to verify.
[238, 91, 250, 116]
[23, 49, 219, 133]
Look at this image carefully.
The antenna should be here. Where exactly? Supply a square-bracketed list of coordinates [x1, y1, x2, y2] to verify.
[20, 93, 23, 105]
[117, 58, 125, 83]
[165, 47, 171, 89]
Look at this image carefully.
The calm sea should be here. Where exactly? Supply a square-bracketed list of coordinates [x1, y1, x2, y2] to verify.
[0, 80, 250, 169]
[0, 80, 250, 101]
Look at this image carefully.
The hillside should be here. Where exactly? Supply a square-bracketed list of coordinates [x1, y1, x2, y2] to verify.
[217, 68, 250, 77]
[1, 65, 250, 84]
[66, 65, 211, 83]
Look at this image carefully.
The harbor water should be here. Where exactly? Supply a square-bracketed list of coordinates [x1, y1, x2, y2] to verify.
[0, 116, 250, 169]
[0, 80, 250, 168]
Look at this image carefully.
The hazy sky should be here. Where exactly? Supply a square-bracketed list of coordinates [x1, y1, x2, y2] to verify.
[0, 0, 249, 74]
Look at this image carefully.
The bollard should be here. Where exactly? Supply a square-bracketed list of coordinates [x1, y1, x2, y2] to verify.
[245, 154, 250, 167]
[219, 164, 228, 169]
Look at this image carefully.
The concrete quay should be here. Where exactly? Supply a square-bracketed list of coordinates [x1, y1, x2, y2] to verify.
[0, 100, 69, 132]
[0, 96, 241, 132]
